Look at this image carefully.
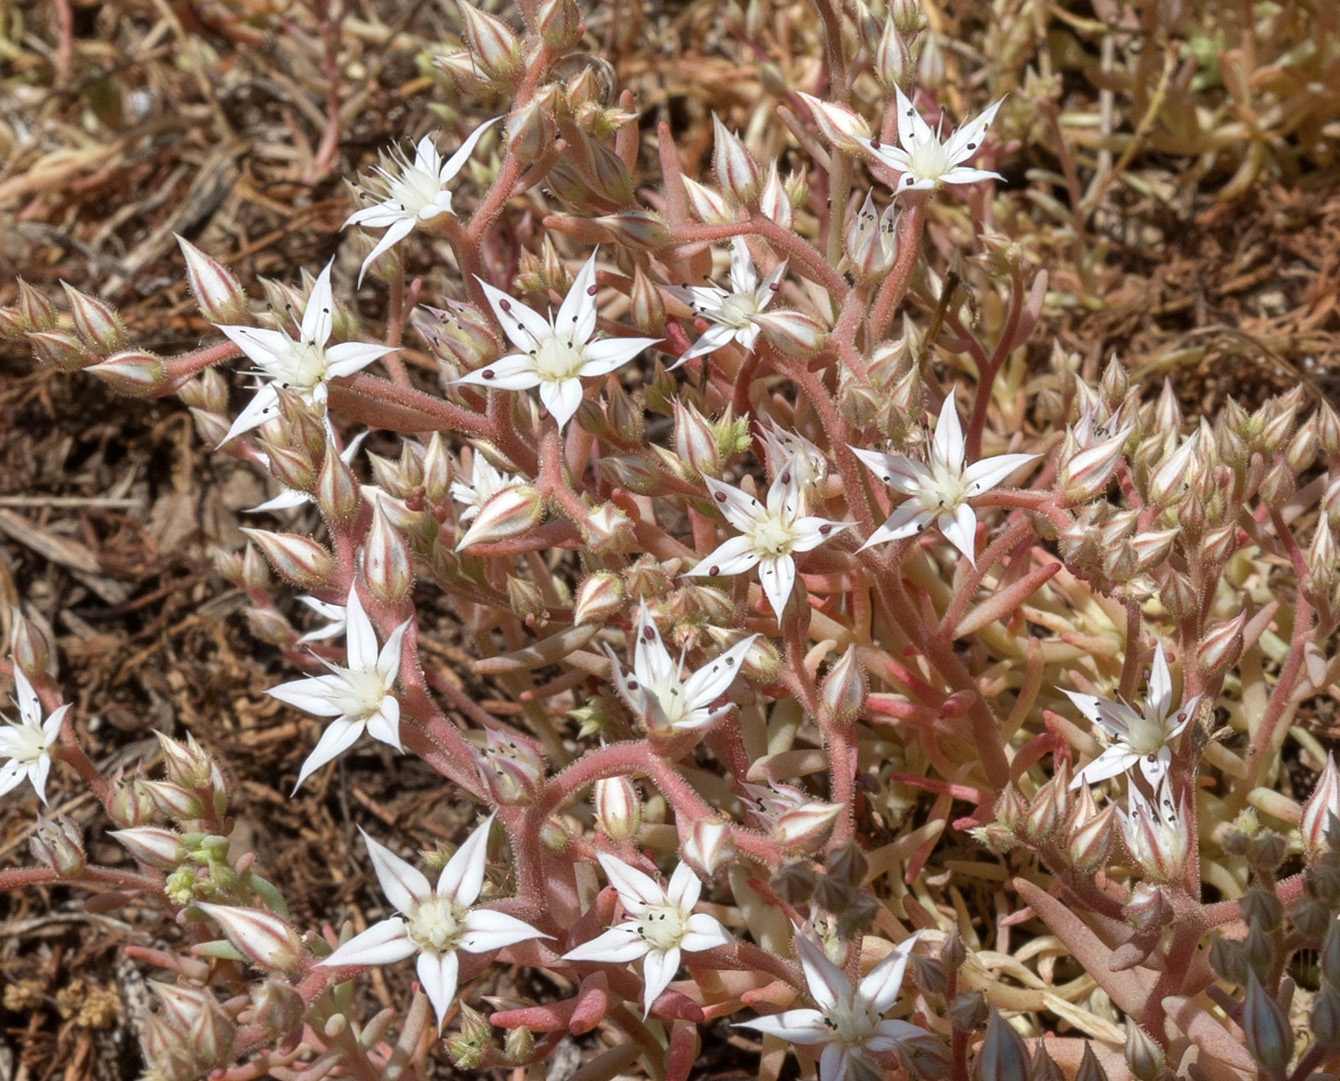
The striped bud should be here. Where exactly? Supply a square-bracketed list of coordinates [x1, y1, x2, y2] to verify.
[1242, 970, 1293, 1076]
[87, 350, 167, 396]
[9, 608, 52, 677]
[29, 329, 91, 371]
[456, 484, 543, 551]
[681, 176, 735, 224]
[684, 818, 734, 876]
[61, 282, 126, 354]
[177, 235, 248, 324]
[537, 0, 581, 46]
[747, 310, 826, 357]
[1198, 611, 1246, 680]
[712, 114, 761, 204]
[594, 776, 642, 840]
[196, 903, 303, 972]
[595, 210, 670, 250]
[775, 801, 843, 852]
[758, 162, 793, 229]
[1124, 1021, 1164, 1081]
[797, 93, 873, 152]
[30, 812, 85, 877]
[16, 279, 57, 331]
[819, 645, 867, 726]
[111, 826, 189, 870]
[364, 502, 414, 605]
[457, 0, 521, 81]
[240, 528, 333, 589]
[573, 572, 624, 625]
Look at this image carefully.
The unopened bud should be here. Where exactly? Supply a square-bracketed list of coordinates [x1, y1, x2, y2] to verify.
[364, 503, 414, 605]
[684, 817, 734, 875]
[30, 329, 91, 371]
[747, 310, 826, 357]
[757, 161, 793, 229]
[1124, 1021, 1163, 1081]
[994, 784, 1028, 832]
[819, 645, 867, 726]
[477, 728, 545, 805]
[251, 979, 305, 1037]
[196, 903, 303, 971]
[1075, 1042, 1111, 1081]
[1197, 611, 1246, 680]
[682, 176, 735, 224]
[504, 1025, 535, 1064]
[177, 235, 249, 323]
[537, 0, 581, 46]
[61, 283, 126, 354]
[573, 572, 624, 625]
[1312, 981, 1340, 1048]
[240, 528, 333, 589]
[16, 279, 57, 331]
[797, 92, 873, 152]
[1067, 803, 1116, 873]
[672, 399, 721, 479]
[1147, 438, 1196, 505]
[1242, 970, 1293, 1076]
[1023, 769, 1070, 843]
[1123, 882, 1172, 935]
[874, 20, 913, 89]
[594, 776, 642, 840]
[457, 484, 543, 550]
[88, 345, 166, 392]
[111, 826, 189, 870]
[506, 575, 545, 621]
[317, 442, 362, 523]
[457, 0, 521, 81]
[595, 210, 670, 250]
[712, 114, 761, 204]
[30, 812, 85, 876]
[9, 609, 52, 676]
[889, 0, 926, 33]
[775, 801, 843, 852]
[628, 266, 666, 335]
[977, 1009, 1028, 1081]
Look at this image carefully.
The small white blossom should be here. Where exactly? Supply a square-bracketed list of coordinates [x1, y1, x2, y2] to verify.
[318, 816, 548, 1028]
[852, 392, 1037, 564]
[0, 668, 68, 804]
[1066, 642, 1200, 790]
[736, 930, 928, 1081]
[215, 263, 393, 444]
[607, 602, 758, 736]
[686, 458, 848, 623]
[450, 450, 523, 522]
[344, 117, 501, 284]
[758, 420, 828, 493]
[455, 250, 660, 430]
[1118, 778, 1189, 883]
[563, 852, 732, 1016]
[664, 238, 786, 367]
[870, 86, 1004, 194]
[268, 584, 410, 791]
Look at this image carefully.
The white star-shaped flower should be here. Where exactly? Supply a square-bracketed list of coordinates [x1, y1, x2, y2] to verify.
[852, 392, 1037, 564]
[318, 816, 548, 1028]
[215, 263, 393, 445]
[736, 930, 928, 1081]
[686, 458, 848, 624]
[1066, 642, 1200, 791]
[268, 584, 410, 791]
[0, 668, 69, 804]
[455, 250, 660, 431]
[870, 86, 1004, 194]
[664, 238, 786, 367]
[563, 852, 732, 1016]
[606, 602, 758, 736]
[449, 450, 523, 522]
[344, 117, 500, 284]
[1118, 778, 1189, 883]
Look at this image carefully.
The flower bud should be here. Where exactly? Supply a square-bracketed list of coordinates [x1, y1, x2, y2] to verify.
[1147, 438, 1196, 505]
[9, 608, 53, 677]
[177, 235, 249, 324]
[30, 812, 86, 877]
[364, 503, 414, 605]
[316, 441, 362, 524]
[1242, 970, 1293, 1076]
[1023, 768, 1070, 843]
[594, 776, 642, 840]
[477, 728, 545, 805]
[61, 283, 126, 355]
[1123, 883, 1172, 935]
[257, 438, 317, 494]
[844, 192, 899, 282]
[240, 528, 333, 589]
[250, 978, 305, 1036]
[774, 801, 843, 852]
[681, 176, 735, 224]
[977, 1009, 1028, 1081]
[86, 349, 168, 396]
[994, 784, 1028, 832]
[747, 310, 826, 357]
[573, 572, 624, 625]
[684, 817, 734, 876]
[506, 575, 545, 621]
[712, 114, 761, 204]
[1067, 803, 1116, 873]
[873, 20, 913, 89]
[752, 163, 791, 231]
[196, 903, 304, 972]
[595, 210, 670, 250]
[1300, 754, 1340, 859]
[537, 0, 582, 46]
[111, 826, 189, 870]
[139, 779, 205, 820]
[1313, 981, 1340, 1049]
[504, 1025, 535, 1064]
[1197, 611, 1246, 680]
[890, 0, 926, 33]
[1075, 1042, 1111, 1081]
[1124, 1020, 1163, 1081]
[16, 279, 57, 331]
[1208, 933, 1246, 984]
[457, 0, 521, 81]
[584, 141, 635, 205]
[797, 93, 873, 151]
[582, 502, 635, 552]
[109, 775, 156, 828]
[946, 990, 988, 1031]
[672, 398, 721, 479]
[820, 645, 867, 726]
[457, 484, 543, 550]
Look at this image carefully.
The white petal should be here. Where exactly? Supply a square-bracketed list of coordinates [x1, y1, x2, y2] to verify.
[961, 452, 1039, 495]
[344, 585, 377, 671]
[641, 946, 680, 1015]
[563, 924, 650, 963]
[460, 908, 549, 952]
[29, 756, 50, 803]
[302, 262, 336, 348]
[1136, 748, 1172, 790]
[686, 535, 762, 577]
[248, 488, 312, 513]
[931, 392, 966, 470]
[671, 322, 736, 367]
[268, 675, 351, 717]
[871, 1017, 930, 1045]
[416, 949, 460, 1028]
[757, 554, 797, 622]
[665, 862, 702, 911]
[941, 166, 1004, 186]
[943, 98, 1004, 163]
[539, 376, 584, 430]
[319, 916, 417, 967]
[858, 930, 926, 1014]
[325, 341, 396, 378]
[579, 335, 659, 376]
[362, 828, 433, 912]
[220, 383, 283, 445]
[364, 698, 402, 751]
[632, 603, 677, 690]
[735, 1009, 830, 1045]
[1072, 747, 1141, 788]
[858, 501, 931, 551]
[682, 634, 758, 710]
[598, 852, 666, 908]
[41, 704, 70, 745]
[376, 618, 410, 685]
[13, 669, 39, 725]
[938, 503, 979, 565]
[819, 1043, 850, 1081]
[789, 516, 844, 553]
[438, 115, 501, 183]
[556, 249, 600, 345]
[437, 814, 496, 907]
[215, 323, 291, 369]
[851, 446, 928, 496]
[680, 912, 732, 952]
[476, 278, 554, 353]
[702, 477, 766, 532]
[893, 85, 934, 155]
[356, 217, 417, 285]
[293, 718, 366, 790]
[728, 236, 758, 295]
[1147, 643, 1173, 719]
[792, 933, 849, 1012]
[455, 353, 543, 391]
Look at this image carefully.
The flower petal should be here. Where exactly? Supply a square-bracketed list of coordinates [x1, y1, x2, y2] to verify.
[702, 477, 766, 532]
[460, 908, 550, 952]
[858, 501, 930, 551]
[681, 634, 758, 710]
[728, 236, 758, 295]
[734, 1008, 830, 1044]
[293, 718, 366, 790]
[563, 924, 649, 963]
[455, 353, 543, 391]
[578, 335, 659, 377]
[757, 553, 796, 622]
[1147, 643, 1173, 719]
[362, 828, 433, 912]
[556, 249, 600, 345]
[851, 446, 927, 496]
[438, 115, 502, 183]
[680, 912, 733, 952]
[640, 946, 680, 1015]
[931, 393, 966, 470]
[538, 375, 584, 430]
[961, 452, 1039, 495]
[344, 585, 377, 671]
[937, 502, 979, 565]
[858, 930, 926, 1014]
[416, 949, 460, 1029]
[436, 814, 495, 907]
[319, 916, 417, 967]
[476, 278, 555, 353]
[597, 852, 666, 909]
[301, 262, 336, 348]
[665, 862, 702, 910]
[686, 535, 762, 577]
[792, 933, 849, 1012]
